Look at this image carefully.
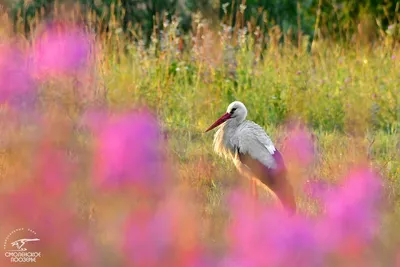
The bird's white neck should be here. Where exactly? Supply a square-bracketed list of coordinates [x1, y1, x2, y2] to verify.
[213, 119, 245, 159]
[222, 120, 238, 139]
[225, 117, 242, 129]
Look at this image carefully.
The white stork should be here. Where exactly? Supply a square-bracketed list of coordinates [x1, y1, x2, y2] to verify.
[205, 101, 296, 214]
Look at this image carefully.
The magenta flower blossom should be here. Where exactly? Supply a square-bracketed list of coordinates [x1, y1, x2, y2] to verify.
[0, 44, 36, 109]
[68, 233, 96, 267]
[317, 168, 382, 253]
[224, 190, 323, 267]
[122, 197, 206, 267]
[86, 110, 166, 194]
[0, 131, 95, 267]
[282, 123, 315, 167]
[0, 186, 95, 266]
[33, 140, 73, 199]
[224, 167, 383, 267]
[31, 22, 93, 78]
[123, 207, 173, 266]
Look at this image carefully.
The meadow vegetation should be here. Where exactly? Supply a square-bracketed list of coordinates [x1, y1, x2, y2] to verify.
[1, 2, 400, 266]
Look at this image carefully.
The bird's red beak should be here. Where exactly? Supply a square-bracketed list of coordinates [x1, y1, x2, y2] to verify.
[205, 113, 231, 132]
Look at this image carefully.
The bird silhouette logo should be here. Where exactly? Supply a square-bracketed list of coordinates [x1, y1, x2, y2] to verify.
[9, 239, 40, 251]
[3, 228, 42, 263]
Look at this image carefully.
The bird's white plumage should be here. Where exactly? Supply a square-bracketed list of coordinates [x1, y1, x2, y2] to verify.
[213, 120, 277, 169]
[212, 101, 278, 170]
[231, 121, 277, 167]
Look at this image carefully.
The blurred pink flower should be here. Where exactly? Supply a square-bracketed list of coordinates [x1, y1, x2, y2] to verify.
[68, 233, 96, 267]
[282, 123, 315, 167]
[0, 140, 73, 223]
[33, 140, 73, 198]
[122, 199, 207, 267]
[224, 167, 383, 266]
[0, 44, 36, 109]
[1, 168, 96, 266]
[0, 148, 96, 267]
[317, 168, 382, 253]
[123, 207, 173, 267]
[224, 190, 322, 267]
[31, 22, 93, 78]
[87, 110, 166, 194]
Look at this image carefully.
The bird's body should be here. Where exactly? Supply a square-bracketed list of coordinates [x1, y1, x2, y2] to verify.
[213, 120, 278, 169]
[206, 101, 296, 214]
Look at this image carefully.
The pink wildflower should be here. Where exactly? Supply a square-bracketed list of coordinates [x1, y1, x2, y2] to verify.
[31, 22, 93, 78]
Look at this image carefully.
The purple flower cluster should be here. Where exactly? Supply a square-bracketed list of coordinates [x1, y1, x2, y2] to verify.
[32, 23, 93, 78]
[223, 167, 382, 267]
[0, 22, 93, 110]
[0, 44, 35, 109]
[282, 122, 315, 167]
[87, 110, 167, 195]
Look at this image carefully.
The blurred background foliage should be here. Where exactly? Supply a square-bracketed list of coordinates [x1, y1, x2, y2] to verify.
[4, 0, 400, 43]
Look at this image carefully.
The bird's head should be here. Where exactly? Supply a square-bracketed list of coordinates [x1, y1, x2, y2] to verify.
[205, 101, 248, 132]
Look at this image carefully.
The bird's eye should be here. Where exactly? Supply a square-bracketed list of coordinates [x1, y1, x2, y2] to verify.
[230, 108, 237, 114]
